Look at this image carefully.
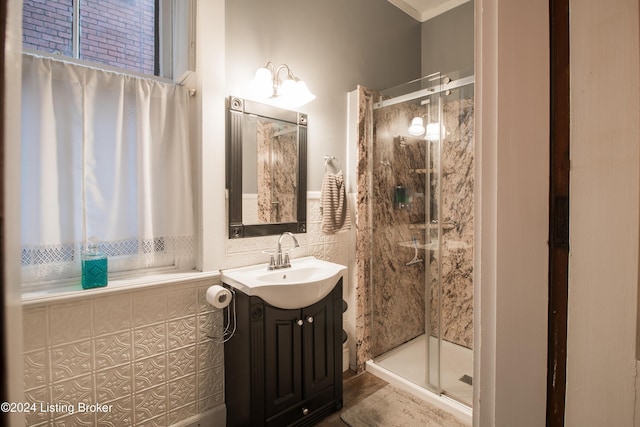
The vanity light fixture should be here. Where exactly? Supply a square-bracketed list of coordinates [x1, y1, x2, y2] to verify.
[248, 62, 316, 108]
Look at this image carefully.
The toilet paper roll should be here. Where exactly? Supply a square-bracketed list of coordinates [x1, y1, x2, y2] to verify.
[206, 285, 232, 309]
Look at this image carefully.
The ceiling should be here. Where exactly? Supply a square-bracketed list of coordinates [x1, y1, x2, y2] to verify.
[387, 0, 471, 22]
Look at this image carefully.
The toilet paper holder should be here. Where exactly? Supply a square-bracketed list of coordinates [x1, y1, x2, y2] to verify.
[206, 285, 233, 309]
[206, 285, 237, 343]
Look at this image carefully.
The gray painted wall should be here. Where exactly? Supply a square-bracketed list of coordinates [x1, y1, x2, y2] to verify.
[225, 0, 421, 190]
[421, 1, 474, 78]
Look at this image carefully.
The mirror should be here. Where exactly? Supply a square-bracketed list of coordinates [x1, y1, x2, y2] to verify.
[227, 97, 307, 238]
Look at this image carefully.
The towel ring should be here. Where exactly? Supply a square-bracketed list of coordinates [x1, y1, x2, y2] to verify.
[324, 155, 342, 173]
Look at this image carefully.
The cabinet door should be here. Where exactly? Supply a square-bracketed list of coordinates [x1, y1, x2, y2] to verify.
[302, 296, 335, 397]
[264, 305, 303, 418]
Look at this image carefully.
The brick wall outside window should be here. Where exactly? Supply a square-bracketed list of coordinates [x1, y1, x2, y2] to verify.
[23, 0, 74, 57]
[23, 0, 156, 75]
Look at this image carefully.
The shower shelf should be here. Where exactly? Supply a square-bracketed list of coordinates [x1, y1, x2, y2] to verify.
[408, 222, 456, 231]
[408, 168, 453, 175]
[399, 240, 470, 251]
[409, 168, 440, 174]
[398, 240, 438, 251]
[432, 223, 456, 230]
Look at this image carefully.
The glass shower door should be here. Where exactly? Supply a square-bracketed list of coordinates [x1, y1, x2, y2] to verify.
[434, 83, 475, 406]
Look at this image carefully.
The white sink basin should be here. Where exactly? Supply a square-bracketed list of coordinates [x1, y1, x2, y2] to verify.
[221, 256, 347, 309]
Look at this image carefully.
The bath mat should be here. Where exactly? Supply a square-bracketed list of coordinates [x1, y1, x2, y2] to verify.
[340, 385, 467, 427]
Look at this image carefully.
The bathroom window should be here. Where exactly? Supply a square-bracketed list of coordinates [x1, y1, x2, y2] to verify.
[20, 54, 196, 291]
[22, 0, 195, 80]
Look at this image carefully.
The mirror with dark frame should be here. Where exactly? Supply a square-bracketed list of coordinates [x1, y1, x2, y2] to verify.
[226, 97, 307, 238]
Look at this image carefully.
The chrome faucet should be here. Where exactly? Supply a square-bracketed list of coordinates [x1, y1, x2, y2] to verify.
[269, 232, 300, 270]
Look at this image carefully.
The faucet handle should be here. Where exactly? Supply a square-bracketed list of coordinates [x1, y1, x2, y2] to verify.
[262, 250, 276, 270]
[283, 251, 291, 267]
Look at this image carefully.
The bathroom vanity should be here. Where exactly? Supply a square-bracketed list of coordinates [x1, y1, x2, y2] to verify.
[223, 278, 344, 427]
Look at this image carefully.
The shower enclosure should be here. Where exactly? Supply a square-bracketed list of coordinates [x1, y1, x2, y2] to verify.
[352, 73, 474, 409]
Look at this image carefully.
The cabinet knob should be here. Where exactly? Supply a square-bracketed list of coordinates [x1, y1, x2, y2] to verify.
[302, 407, 309, 416]
[306, 316, 314, 324]
[296, 319, 304, 326]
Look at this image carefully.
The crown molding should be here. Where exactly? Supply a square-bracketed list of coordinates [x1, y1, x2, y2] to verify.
[388, 0, 472, 22]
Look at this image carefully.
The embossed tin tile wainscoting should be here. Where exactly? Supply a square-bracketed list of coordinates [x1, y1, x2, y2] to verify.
[22, 277, 225, 427]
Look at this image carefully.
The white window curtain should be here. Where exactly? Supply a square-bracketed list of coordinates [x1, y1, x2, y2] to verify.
[21, 54, 195, 288]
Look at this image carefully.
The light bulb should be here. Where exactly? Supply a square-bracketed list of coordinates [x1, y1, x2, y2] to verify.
[426, 122, 446, 141]
[408, 117, 425, 136]
[289, 80, 316, 107]
[248, 67, 274, 99]
[278, 78, 296, 96]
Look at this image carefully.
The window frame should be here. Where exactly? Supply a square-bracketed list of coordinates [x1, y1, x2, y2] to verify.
[22, 0, 196, 81]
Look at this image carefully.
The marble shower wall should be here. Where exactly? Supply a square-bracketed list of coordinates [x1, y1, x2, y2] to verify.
[354, 86, 376, 372]
[370, 104, 428, 357]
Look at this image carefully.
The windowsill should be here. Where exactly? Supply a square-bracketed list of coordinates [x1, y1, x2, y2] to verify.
[22, 269, 220, 306]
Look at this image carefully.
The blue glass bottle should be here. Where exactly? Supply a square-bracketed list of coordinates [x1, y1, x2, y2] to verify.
[82, 241, 108, 289]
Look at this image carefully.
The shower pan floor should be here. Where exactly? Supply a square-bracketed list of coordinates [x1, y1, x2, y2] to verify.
[374, 334, 473, 406]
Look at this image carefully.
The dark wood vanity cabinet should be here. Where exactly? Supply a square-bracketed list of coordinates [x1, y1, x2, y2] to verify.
[224, 279, 343, 427]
